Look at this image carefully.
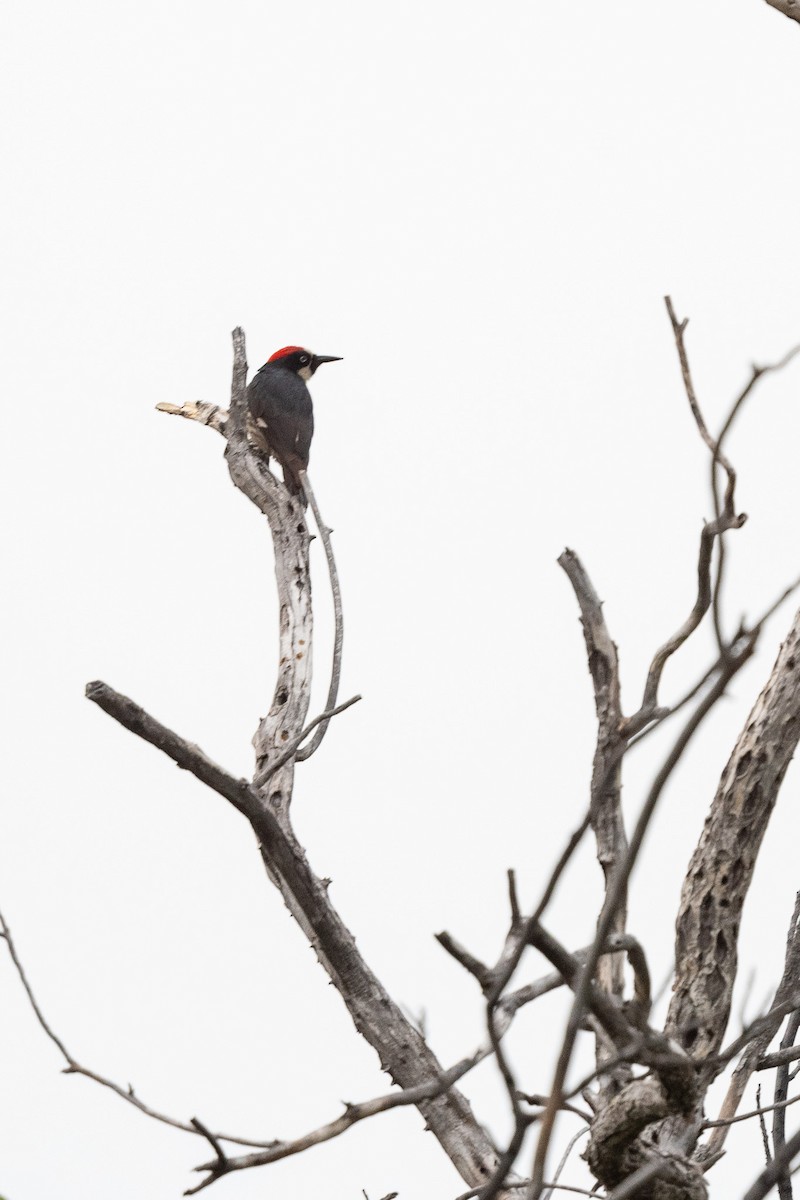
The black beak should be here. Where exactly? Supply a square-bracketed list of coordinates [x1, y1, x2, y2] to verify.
[311, 354, 343, 372]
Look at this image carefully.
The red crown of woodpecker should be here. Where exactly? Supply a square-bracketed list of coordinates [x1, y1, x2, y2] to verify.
[268, 346, 307, 362]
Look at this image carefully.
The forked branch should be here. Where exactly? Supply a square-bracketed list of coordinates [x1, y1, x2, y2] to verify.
[90, 330, 505, 1194]
[626, 298, 747, 727]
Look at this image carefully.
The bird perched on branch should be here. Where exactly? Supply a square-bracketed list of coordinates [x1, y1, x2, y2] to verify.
[247, 346, 342, 499]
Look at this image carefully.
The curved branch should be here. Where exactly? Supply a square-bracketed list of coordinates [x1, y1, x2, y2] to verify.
[186, 1051, 486, 1194]
[259, 694, 361, 782]
[629, 299, 747, 721]
[636, 508, 745, 717]
[0, 906, 275, 1149]
[664, 296, 736, 487]
[296, 470, 344, 762]
[710, 340, 800, 649]
[666, 611, 800, 1066]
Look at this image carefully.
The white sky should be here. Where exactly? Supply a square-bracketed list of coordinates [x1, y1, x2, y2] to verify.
[2, 2, 800, 1198]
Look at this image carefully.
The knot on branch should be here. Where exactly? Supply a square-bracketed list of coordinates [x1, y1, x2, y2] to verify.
[585, 1072, 702, 1193]
[586, 1077, 669, 1184]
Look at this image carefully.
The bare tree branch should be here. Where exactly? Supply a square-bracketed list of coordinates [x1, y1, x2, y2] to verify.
[296, 469, 344, 761]
[259, 694, 361, 782]
[701, 892, 800, 1162]
[742, 1126, 800, 1200]
[436, 932, 494, 991]
[605, 1158, 668, 1200]
[455, 1184, 596, 1200]
[222, 331, 315, 806]
[86, 677, 503, 1188]
[773, 1010, 800, 1199]
[517, 1096, 592, 1125]
[664, 296, 736, 494]
[763, 0, 800, 26]
[542, 1127, 590, 1200]
[757, 1083, 773, 1166]
[186, 1051, 487, 1194]
[156, 399, 228, 434]
[533, 634, 756, 1197]
[0, 906, 277, 1149]
[593, 607, 800, 1192]
[702, 1089, 800, 1129]
[190, 1118, 228, 1170]
[531, 809, 593, 927]
[85, 681, 264, 822]
[715, 995, 800, 1074]
[760, 1046, 800, 1072]
[497, 934, 650, 1032]
[666, 616, 800, 1066]
[151, 332, 506, 1190]
[526, 924, 652, 1051]
[40, 311, 800, 1200]
[627, 298, 746, 710]
[709, 340, 800, 649]
[557, 551, 628, 987]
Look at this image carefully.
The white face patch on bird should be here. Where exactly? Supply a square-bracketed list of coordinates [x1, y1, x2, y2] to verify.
[265, 347, 342, 380]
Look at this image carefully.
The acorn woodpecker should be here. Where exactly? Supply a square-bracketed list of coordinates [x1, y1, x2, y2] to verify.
[247, 346, 342, 499]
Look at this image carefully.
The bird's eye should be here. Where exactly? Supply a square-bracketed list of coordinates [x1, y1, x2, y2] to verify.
[299, 353, 309, 365]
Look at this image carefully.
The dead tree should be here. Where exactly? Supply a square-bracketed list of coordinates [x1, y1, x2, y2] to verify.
[2, 299, 800, 1200]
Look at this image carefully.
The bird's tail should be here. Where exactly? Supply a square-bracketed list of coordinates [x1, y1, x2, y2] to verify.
[282, 456, 308, 506]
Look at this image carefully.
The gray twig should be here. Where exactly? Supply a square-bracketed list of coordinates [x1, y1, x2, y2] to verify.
[455, 1185, 596, 1200]
[297, 469, 344, 762]
[757, 1084, 773, 1165]
[436, 932, 494, 992]
[774, 1011, 800, 1199]
[702, 1089, 800, 1129]
[542, 1127, 589, 1200]
[260, 694, 361, 782]
[709, 339, 800, 649]
[628, 298, 746, 719]
[187, 1051, 486, 1193]
[606, 1159, 667, 1200]
[741, 1126, 800, 1200]
[0, 906, 271, 1149]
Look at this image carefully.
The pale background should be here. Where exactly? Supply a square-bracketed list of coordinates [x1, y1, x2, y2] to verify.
[2, 2, 800, 1197]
